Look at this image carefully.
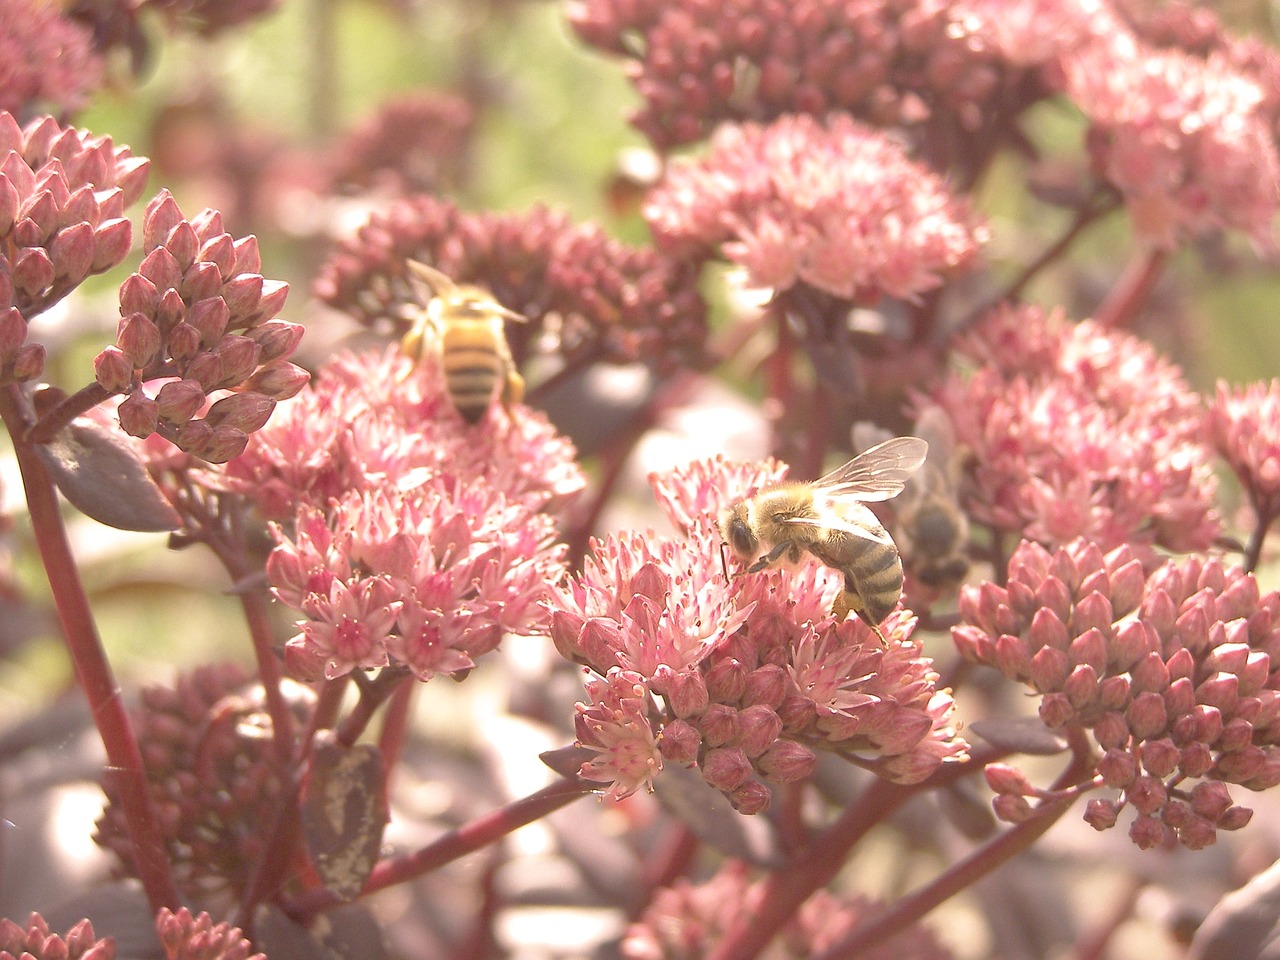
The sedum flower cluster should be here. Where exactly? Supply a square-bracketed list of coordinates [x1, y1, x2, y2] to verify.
[623, 861, 954, 960]
[547, 456, 966, 813]
[955, 538, 1279, 849]
[224, 347, 585, 682]
[154, 908, 263, 960]
[1209, 379, 1280, 529]
[930, 304, 1219, 553]
[0, 915, 113, 960]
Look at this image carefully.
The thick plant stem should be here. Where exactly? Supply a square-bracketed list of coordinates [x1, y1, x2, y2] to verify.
[0, 385, 180, 912]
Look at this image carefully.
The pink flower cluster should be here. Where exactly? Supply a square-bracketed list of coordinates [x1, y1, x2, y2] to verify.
[645, 113, 987, 303]
[1065, 30, 1280, 250]
[156, 908, 263, 960]
[92, 190, 307, 463]
[0, 915, 113, 960]
[1209, 379, 1280, 526]
[0, 0, 103, 118]
[930, 305, 1218, 553]
[547, 455, 967, 812]
[228, 348, 585, 681]
[956, 538, 1280, 849]
[623, 861, 954, 960]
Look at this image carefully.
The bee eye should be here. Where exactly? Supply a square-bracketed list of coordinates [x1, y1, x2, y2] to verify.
[728, 518, 756, 558]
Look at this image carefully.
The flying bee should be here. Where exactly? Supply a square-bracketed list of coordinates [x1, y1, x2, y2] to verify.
[718, 436, 928, 641]
[402, 260, 526, 424]
[893, 407, 971, 592]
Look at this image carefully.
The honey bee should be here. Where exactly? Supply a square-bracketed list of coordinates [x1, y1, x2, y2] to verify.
[894, 407, 971, 592]
[403, 260, 526, 424]
[719, 436, 928, 640]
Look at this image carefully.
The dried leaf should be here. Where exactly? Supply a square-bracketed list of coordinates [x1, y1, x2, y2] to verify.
[968, 717, 1069, 756]
[301, 734, 389, 902]
[35, 418, 180, 531]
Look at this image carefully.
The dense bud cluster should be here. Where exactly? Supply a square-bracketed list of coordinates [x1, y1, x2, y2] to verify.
[955, 538, 1279, 848]
[313, 194, 707, 374]
[0, 915, 113, 960]
[155, 908, 263, 960]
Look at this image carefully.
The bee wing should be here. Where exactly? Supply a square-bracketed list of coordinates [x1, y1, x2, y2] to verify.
[812, 436, 928, 502]
[782, 515, 896, 545]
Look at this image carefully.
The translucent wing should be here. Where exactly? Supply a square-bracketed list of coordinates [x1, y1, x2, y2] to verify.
[812, 436, 928, 502]
[781, 515, 895, 545]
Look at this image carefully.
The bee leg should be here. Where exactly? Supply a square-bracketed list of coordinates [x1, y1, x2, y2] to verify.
[832, 589, 888, 645]
[747, 541, 793, 573]
[501, 367, 526, 410]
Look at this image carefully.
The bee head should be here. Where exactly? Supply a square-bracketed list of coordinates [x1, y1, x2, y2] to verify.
[718, 504, 757, 561]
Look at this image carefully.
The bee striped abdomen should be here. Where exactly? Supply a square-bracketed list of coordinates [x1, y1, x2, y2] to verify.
[441, 333, 503, 423]
[848, 540, 904, 624]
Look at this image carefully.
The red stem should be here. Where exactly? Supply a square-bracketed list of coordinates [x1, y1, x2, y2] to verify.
[0, 384, 180, 912]
[1092, 247, 1169, 329]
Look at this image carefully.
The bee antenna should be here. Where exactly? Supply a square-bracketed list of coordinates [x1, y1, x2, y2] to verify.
[719, 540, 731, 583]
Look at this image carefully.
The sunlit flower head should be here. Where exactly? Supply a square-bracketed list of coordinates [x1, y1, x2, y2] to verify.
[645, 113, 987, 303]
[930, 304, 1218, 553]
[1209, 379, 1280, 525]
[0, 0, 103, 118]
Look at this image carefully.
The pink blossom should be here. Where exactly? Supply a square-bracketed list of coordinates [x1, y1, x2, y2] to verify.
[0, 0, 103, 117]
[646, 113, 988, 303]
[1209, 379, 1280, 523]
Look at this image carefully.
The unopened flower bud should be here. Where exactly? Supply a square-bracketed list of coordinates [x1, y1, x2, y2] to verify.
[118, 391, 159, 438]
[0, 307, 26, 357]
[155, 379, 207, 423]
[1218, 745, 1266, 782]
[205, 392, 275, 433]
[1220, 716, 1252, 752]
[993, 633, 1031, 678]
[1189, 781, 1232, 821]
[756, 740, 815, 783]
[1163, 676, 1195, 718]
[701, 745, 752, 791]
[119, 273, 159, 318]
[1006, 578, 1037, 619]
[730, 780, 772, 814]
[1098, 675, 1130, 710]
[698, 703, 740, 746]
[200, 424, 250, 463]
[1218, 806, 1253, 831]
[140, 246, 183, 293]
[222, 273, 264, 315]
[984, 762, 1033, 796]
[1111, 619, 1154, 671]
[1097, 748, 1137, 788]
[659, 719, 701, 764]
[246, 361, 310, 400]
[706, 657, 748, 703]
[1140, 588, 1177, 639]
[186, 297, 230, 344]
[1108, 557, 1145, 617]
[1034, 577, 1073, 623]
[93, 345, 135, 394]
[1196, 673, 1239, 713]
[1084, 798, 1119, 830]
[248, 278, 289, 323]
[1127, 775, 1167, 815]
[1029, 607, 1068, 652]
[1178, 816, 1217, 850]
[1126, 691, 1168, 739]
[1030, 645, 1069, 692]
[1130, 651, 1170, 693]
[1039, 692, 1074, 728]
[736, 704, 783, 757]
[248, 320, 304, 364]
[174, 417, 213, 452]
[1068, 628, 1108, 672]
[777, 694, 817, 732]
[184, 351, 223, 390]
[1064, 664, 1099, 710]
[1095, 711, 1129, 750]
[92, 217, 133, 272]
[117, 312, 161, 367]
[1140, 738, 1179, 778]
[168, 322, 202, 362]
[1161, 799, 1192, 829]
[1179, 742, 1213, 778]
[11, 343, 44, 381]
[993, 793, 1033, 823]
[743, 664, 787, 708]
[182, 261, 223, 302]
[13, 246, 54, 296]
[213, 335, 262, 387]
[1128, 814, 1167, 849]
[1071, 592, 1114, 638]
[50, 221, 95, 280]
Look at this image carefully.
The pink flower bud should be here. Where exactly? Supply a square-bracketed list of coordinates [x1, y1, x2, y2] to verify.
[183, 351, 223, 390]
[143, 190, 184, 251]
[93, 345, 135, 394]
[658, 719, 701, 764]
[698, 703, 740, 746]
[214, 335, 262, 387]
[1071, 592, 1114, 639]
[1029, 645, 1069, 692]
[705, 657, 748, 703]
[1039, 692, 1074, 728]
[1126, 691, 1168, 739]
[91, 216, 133, 272]
[757, 739, 815, 782]
[165, 220, 199, 268]
[777, 694, 816, 733]
[198, 232, 236, 276]
[19, 188, 58, 238]
[1009, 540, 1052, 583]
[984, 762, 1033, 795]
[992, 633, 1031, 679]
[1140, 738, 1179, 778]
[1084, 798, 1119, 830]
[12, 246, 54, 296]
[729, 780, 772, 814]
[993, 793, 1032, 823]
[994, 602, 1022, 637]
[182, 260, 223, 302]
[1095, 711, 1130, 750]
[1177, 816, 1217, 850]
[248, 320, 305, 363]
[11, 343, 44, 381]
[119, 272, 159, 318]
[1161, 799, 1192, 828]
[1140, 587, 1177, 640]
[1178, 742, 1213, 778]
[200, 424, 249, 463]
[952, 623, 995, 663]
[1127, 774, 1167, 815]
[1189, 781, 1232, 821]
[743, 664, 787, 709]
[0, 177, 17, 234]
[248, 278, 289, 323]
[1130, 651, 1170, 693]
[1220, 716, 1252, 752]
[1064, 664, 1099, 710]
[1218, 575, 1261, 622]
[1097, 748, 1137, 787]
[1196, 673, 1239, 713]
[1218, 806, 1253, 831]
[576, 617, 621, 668]
[50, 221, 95, 280]
[232, 235, 261, 273]
[1190, 704, 1224, 744]
[154, 378, 208, 423]
[246, 361, 310, 400]
[1098, 675, 1130, 710]
[701, 745, 752, 791]
[1246, 754, 1280, 791]
[222, 273, 264, 315]
[1128, 814, 1167, 849]
[1163, 676, 1195, 717]
[167, 321, 202, 362]
[205, 392, 275, 433]
[174, 417, 213, 452]
[1029, 607, 1068, 652]
[116, 312, 161, 367]
[1067, 627, 1108, 672]
[0, 307, 26, 357]
[1108, 558, 1146, 617]
[664, 668, 709, 718]
[1175, 603, 1212, 652]
[1217, 745, 1265, 782]
[186, 297, 230, 344]
[118, 390, 159, 438]
[139, 245, 182, 292]
[736, 704, 782, 757]
[1006, 578, 1037, 619]
[1240, 653, 1269, 697]
[1112, 620, 1155, 672]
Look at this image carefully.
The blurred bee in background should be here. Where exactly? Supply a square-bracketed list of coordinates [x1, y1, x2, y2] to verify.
[856, 408, 971, 595]
[403, 260, 527, 424]
[718, 436, 928, 641]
